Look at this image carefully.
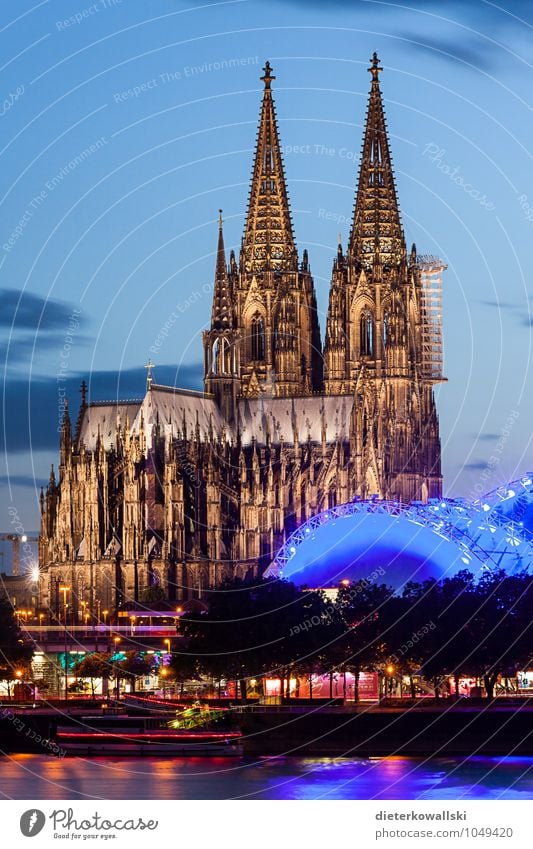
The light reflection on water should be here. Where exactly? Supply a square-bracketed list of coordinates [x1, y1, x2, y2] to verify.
[1, 754, 533, 800]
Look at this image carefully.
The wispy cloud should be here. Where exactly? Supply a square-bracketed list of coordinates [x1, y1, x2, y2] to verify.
[400, 34, 495, 72]
[0, 288, 76, 332]
[0, 474, 46, 489]
[463, 460, 490, 471]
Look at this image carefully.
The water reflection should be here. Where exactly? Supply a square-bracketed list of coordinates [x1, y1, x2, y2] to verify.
[1, 754, 533, 800]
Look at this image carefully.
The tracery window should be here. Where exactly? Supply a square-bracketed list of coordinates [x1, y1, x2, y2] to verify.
[360, 311, 375, 357]
[251, 313, 265, 360]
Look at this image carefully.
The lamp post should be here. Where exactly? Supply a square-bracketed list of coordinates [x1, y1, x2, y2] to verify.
[14, 669, 22, 701]
[113, 636, 121, 700]
[163, 639, 172, 697]
[60, 586, 70, 703]
[386, 664, 395, 699]
[160, 666, 167, 700]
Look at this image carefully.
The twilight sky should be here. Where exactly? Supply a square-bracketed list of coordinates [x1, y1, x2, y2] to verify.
[1, 0, 532, 538]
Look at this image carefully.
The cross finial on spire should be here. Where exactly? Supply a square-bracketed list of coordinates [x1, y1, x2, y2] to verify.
[369, 51, 382, 82]
[218, 208, 223, 230]
[261, 60, 275, 89]
[145, 358, 154, 390]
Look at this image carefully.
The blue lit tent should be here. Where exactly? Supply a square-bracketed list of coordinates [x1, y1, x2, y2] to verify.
[265, 482, 533, 591]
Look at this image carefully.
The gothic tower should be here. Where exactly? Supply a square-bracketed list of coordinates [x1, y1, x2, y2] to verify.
[203, 211, 240, 422]
[230, 61, 322, 398]
[324, 53, 443, 501]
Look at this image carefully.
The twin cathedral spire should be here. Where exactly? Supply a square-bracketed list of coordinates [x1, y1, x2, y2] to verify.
[204, 56, 442, 435]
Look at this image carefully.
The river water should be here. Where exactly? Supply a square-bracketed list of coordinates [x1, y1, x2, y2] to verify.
[1, 754, 532, 799]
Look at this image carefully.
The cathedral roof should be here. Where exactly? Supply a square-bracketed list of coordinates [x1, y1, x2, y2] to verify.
[132, 384, 226, 446]
[77, 400, 142, 450]
[77, 385, 355, 450]
[239, 395, 354, 445]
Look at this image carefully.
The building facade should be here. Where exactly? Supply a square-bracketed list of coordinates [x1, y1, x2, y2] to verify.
[39, 55, 444, 618]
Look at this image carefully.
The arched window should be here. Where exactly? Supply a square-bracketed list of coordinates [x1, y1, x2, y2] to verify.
[360, 311, 375, 357]
[212, 338, 232, 374]
[212, 339, 220, 374]
[222, 338, 232, 373]
[382, 313, 388, 348]
[251, 313, 265, 361]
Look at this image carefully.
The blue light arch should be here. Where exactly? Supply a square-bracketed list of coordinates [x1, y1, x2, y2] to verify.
[265, 484, 533, 591]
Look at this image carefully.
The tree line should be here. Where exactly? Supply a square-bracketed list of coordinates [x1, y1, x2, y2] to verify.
[3, 567, 532, 701]
[177, 569, 533, 700]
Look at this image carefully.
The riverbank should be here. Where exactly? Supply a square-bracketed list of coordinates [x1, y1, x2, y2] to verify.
[2, 700, 533, 757]
[239, 701, 533, 756]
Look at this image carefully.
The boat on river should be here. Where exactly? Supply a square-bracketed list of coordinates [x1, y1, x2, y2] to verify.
[55, 713, 243, 756]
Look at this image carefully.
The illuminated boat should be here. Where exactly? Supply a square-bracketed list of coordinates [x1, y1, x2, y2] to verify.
[54, 714, 243, 756]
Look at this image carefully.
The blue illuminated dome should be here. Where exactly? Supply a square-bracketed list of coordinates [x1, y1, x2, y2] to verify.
[473, 474, 533, 535]
[266, 485, 533, 591]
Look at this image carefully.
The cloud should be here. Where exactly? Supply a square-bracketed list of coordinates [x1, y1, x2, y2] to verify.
[479, 300, 517, 310]
[463, 461, 490, 471]
[474, 433, 500, 442]
[0, 287, 90, 368]
[0, 362, 204, 454]
[400, 34, 495, 72]
[0, 475, 46, 489]
[0, 288, 77, 332]
[478, 299, 533, 328]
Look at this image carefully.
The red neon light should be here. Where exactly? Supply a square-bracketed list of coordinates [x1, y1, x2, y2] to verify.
[56, 731, 241, 740]
[126, 694, 229, 710]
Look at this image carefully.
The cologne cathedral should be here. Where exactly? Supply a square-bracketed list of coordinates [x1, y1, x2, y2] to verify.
[39, 55, 445, 615]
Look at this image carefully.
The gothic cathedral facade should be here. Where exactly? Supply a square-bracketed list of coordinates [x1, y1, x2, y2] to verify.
[39, 55, 444, 616]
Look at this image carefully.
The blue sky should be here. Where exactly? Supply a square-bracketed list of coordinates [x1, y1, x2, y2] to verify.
[1, 0, 533, 538]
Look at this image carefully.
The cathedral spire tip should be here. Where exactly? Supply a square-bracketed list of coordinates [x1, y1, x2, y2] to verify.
[368, 51, 383, 83]
[261, 60, 275, 89]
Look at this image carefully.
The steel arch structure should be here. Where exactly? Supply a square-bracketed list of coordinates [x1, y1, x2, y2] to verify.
[265, 489, 533, 582]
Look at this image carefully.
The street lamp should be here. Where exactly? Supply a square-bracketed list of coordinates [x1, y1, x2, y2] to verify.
[103, 609, 109, 628]
[113, 636, 121, 700]
[386, 664, 395, 699]
[160, 666, 168, 699]
[59, 586, 70, 703]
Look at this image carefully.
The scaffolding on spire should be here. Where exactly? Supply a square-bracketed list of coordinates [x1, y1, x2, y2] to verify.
[417, 254, 447, 382]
